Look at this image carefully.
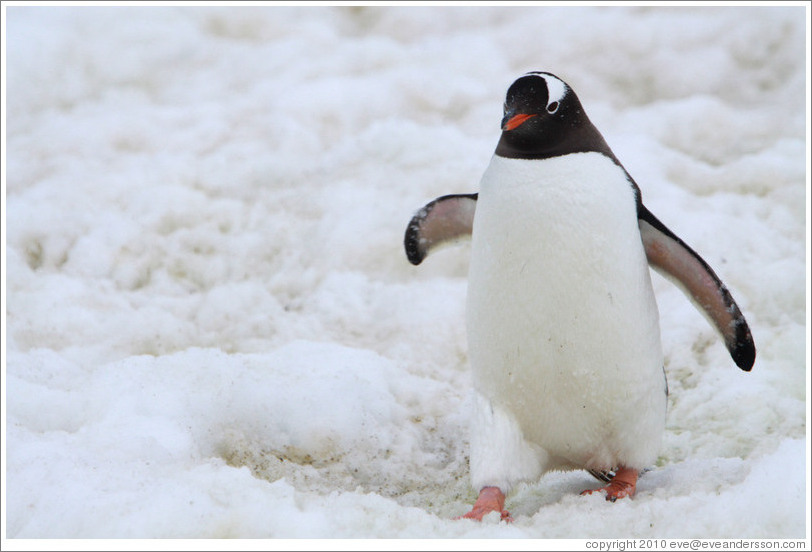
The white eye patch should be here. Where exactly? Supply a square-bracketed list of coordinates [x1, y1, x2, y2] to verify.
[526, 72, 568, 112]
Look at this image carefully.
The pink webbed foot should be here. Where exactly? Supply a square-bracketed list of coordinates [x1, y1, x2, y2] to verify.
[581, 466, 638, 502]
[456, 486, 513, 522]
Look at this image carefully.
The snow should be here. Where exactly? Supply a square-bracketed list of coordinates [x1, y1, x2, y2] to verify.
[2, 4, 809, 543]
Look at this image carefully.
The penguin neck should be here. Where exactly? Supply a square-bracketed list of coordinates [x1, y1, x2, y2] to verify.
[494, 121, 617, 162]
[493, 124, 643, 211]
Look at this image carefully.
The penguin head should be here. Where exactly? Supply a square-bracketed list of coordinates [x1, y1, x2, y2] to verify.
[495, 72, 614, 161]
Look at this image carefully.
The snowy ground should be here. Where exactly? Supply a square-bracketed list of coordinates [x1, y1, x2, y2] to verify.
[3, 4, 809, 543]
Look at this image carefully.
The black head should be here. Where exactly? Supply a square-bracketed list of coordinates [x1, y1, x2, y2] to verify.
[495, 72, 616, 161]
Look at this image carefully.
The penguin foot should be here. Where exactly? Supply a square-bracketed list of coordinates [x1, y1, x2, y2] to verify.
[456, 486, 513, 522]
[581, 466, 638, 502]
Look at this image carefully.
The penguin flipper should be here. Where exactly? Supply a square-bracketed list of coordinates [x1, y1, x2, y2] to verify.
[638, 205, 755, 371]
[404, 193, 478, 265]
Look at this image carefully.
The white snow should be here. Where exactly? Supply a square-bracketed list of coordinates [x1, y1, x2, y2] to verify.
[2, 4, 809, 543]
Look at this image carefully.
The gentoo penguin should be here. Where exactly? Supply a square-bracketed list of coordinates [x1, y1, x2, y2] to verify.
[404, 72, 755, 521]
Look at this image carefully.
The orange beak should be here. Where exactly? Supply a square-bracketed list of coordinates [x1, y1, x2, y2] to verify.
[502, 112, 537, 131]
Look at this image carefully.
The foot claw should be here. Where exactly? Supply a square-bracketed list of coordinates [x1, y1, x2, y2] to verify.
[581, 467, 638, 501]
[455, 509, 513, 522]
[457, 486, 512, 522]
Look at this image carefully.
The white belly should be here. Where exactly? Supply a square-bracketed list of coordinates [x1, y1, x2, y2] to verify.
[466, 153, 666, 479]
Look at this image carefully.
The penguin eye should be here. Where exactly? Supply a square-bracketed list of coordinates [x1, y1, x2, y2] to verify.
[547, 101, 559, 114]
